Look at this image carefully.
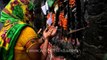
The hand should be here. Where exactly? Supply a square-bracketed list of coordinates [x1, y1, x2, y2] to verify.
[43, 26, 57, 39]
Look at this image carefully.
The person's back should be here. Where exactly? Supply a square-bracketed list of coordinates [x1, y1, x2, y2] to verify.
[0, 0, 40, 60]
[0, 23, 38, 60]
[0, 0, 57, 60]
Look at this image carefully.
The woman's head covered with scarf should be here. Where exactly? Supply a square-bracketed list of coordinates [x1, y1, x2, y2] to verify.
[0, 0, 35, 26]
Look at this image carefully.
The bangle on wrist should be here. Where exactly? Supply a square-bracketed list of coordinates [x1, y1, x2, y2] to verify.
[42, 36, 49, 40]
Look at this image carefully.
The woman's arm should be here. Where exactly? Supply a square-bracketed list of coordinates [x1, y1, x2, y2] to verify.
[26, 26, 57, 60]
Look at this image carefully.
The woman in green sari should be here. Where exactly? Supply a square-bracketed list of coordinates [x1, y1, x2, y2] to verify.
[0, 0, 57, 60]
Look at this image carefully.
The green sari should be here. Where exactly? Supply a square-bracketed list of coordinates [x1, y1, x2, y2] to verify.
[0, 0, 34, 60]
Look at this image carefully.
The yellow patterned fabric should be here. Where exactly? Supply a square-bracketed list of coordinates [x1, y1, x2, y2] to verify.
[14, 26, 37, 60]
[0, 0, 34, 26]
[0, 0, 38, 60]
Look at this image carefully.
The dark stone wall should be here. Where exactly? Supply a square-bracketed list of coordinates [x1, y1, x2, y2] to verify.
[80, 0, 107, 60]
[81, 0, 107, 48]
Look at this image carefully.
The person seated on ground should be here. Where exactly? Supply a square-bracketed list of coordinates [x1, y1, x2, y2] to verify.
[0, 0, 57, 60]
